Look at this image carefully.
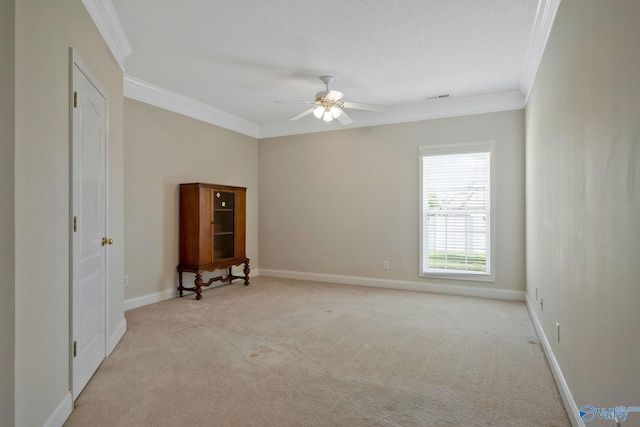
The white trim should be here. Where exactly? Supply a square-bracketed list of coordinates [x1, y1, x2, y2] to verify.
[122, 76, 522, 139]
[42, 391, 72, 427]
[124, 269, 260, 311]
[525, 294, 583, 427]
[418, 141, 496, 283]
[259, 91, 524, 139]
[123, 75, 260, 138]
[81, 0, 132, 71]
[104, 70, 112, 363]
[519, 0, 562, 103]
[420, 270, 494, 283]
[108, 318, 127, 355]
[260, 269, 523, 301]
[418, 140, 495, 156]
[125, 287, 178, 311]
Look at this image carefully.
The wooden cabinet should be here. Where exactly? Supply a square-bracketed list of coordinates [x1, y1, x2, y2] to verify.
[177, 183, 250, 299]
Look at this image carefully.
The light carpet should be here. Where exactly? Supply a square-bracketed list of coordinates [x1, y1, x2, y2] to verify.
[64, 276, 569, 426]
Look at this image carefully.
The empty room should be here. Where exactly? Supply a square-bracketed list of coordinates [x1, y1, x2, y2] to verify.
[2, 0, 639, 426]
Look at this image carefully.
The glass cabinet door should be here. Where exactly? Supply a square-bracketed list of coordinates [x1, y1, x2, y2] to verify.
[212, 191, 235, 259]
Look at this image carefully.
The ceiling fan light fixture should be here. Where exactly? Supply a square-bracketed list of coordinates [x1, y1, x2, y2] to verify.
[279, 76, 383, 125]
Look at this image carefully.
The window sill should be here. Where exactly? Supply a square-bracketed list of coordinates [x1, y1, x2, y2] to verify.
[420, 271, 495, 283]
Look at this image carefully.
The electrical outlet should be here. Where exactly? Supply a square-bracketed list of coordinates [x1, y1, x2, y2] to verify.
[383, 260, 390, 270]
[124, 275, 129, 287]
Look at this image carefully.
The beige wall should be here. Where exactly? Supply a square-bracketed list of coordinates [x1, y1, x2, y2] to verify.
[259, 110, 525, 293]
[525, 0, 640, 418]
[14, 0, 125, 425]
[123, 99, 259, 301]
[0, 0, 15, 425]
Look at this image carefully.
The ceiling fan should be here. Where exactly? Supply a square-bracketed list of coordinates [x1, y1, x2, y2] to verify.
[276, 76, 384, 125]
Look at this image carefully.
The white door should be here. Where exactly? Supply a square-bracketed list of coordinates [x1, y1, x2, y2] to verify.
[71, 54, 109, 400]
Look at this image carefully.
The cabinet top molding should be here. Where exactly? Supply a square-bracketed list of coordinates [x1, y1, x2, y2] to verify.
[180, 183, 247, 192]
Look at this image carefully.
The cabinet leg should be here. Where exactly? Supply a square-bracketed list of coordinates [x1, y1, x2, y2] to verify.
[178, 271, 184, 297]
[194, 274, 203, 300]
[243, 261, 250, 286]
[228, 267, 233, 284]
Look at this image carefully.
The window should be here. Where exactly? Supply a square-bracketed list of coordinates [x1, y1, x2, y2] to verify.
[419, 141, 495, 282]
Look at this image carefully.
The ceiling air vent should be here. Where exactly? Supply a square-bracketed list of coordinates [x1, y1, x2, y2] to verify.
[425, 94, 451, 100]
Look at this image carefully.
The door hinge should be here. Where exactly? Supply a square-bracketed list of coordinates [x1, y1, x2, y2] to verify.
[73, 91, 78, 108]
[73, 341, 77, 357]
[73, 216, 77, 232]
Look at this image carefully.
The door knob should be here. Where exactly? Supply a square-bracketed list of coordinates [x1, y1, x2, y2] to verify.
[102, 237, 114, 246]
[108, 238, 113, 245]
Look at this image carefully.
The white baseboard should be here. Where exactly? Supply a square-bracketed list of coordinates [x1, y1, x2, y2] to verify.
[260, 269, 524, 301]
[124, 287, 178, 311]
[43, 391, 72, 427]
[108, 318, 127, 355]
[525, 294, 583, 427]
[124, 269, 260, 311]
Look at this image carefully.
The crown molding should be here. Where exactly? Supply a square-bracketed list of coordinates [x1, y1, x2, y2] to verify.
[258, 90, 525, 139]
[86, 0, 546, 137]
[124, 75, 260, 138]
[82, 0, 133, 71]
[519, 0, 562, 103]
[124, 76, 522, 140]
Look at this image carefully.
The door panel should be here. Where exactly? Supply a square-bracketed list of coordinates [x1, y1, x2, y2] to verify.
[80, 271, 100, 346]
[72, 58, 107, 400]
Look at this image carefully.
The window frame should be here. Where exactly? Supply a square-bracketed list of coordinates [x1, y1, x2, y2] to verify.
[419, 141, 496, 283]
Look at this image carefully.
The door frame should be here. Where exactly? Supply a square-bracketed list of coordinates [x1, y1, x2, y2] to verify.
[69, 48, 111, 400]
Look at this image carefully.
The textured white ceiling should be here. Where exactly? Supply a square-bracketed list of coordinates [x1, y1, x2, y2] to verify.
[112, 0, 539, 130]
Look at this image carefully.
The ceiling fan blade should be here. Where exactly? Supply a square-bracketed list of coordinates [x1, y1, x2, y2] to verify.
[336, 110, 353, 125]
[325, 90, 344, 101]
[341, 101, 384, 112]
[275, 101, 316, 105]
[289, 108, 315, 121]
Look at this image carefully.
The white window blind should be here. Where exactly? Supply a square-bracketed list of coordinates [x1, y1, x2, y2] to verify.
[420, 142, 494, 279]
